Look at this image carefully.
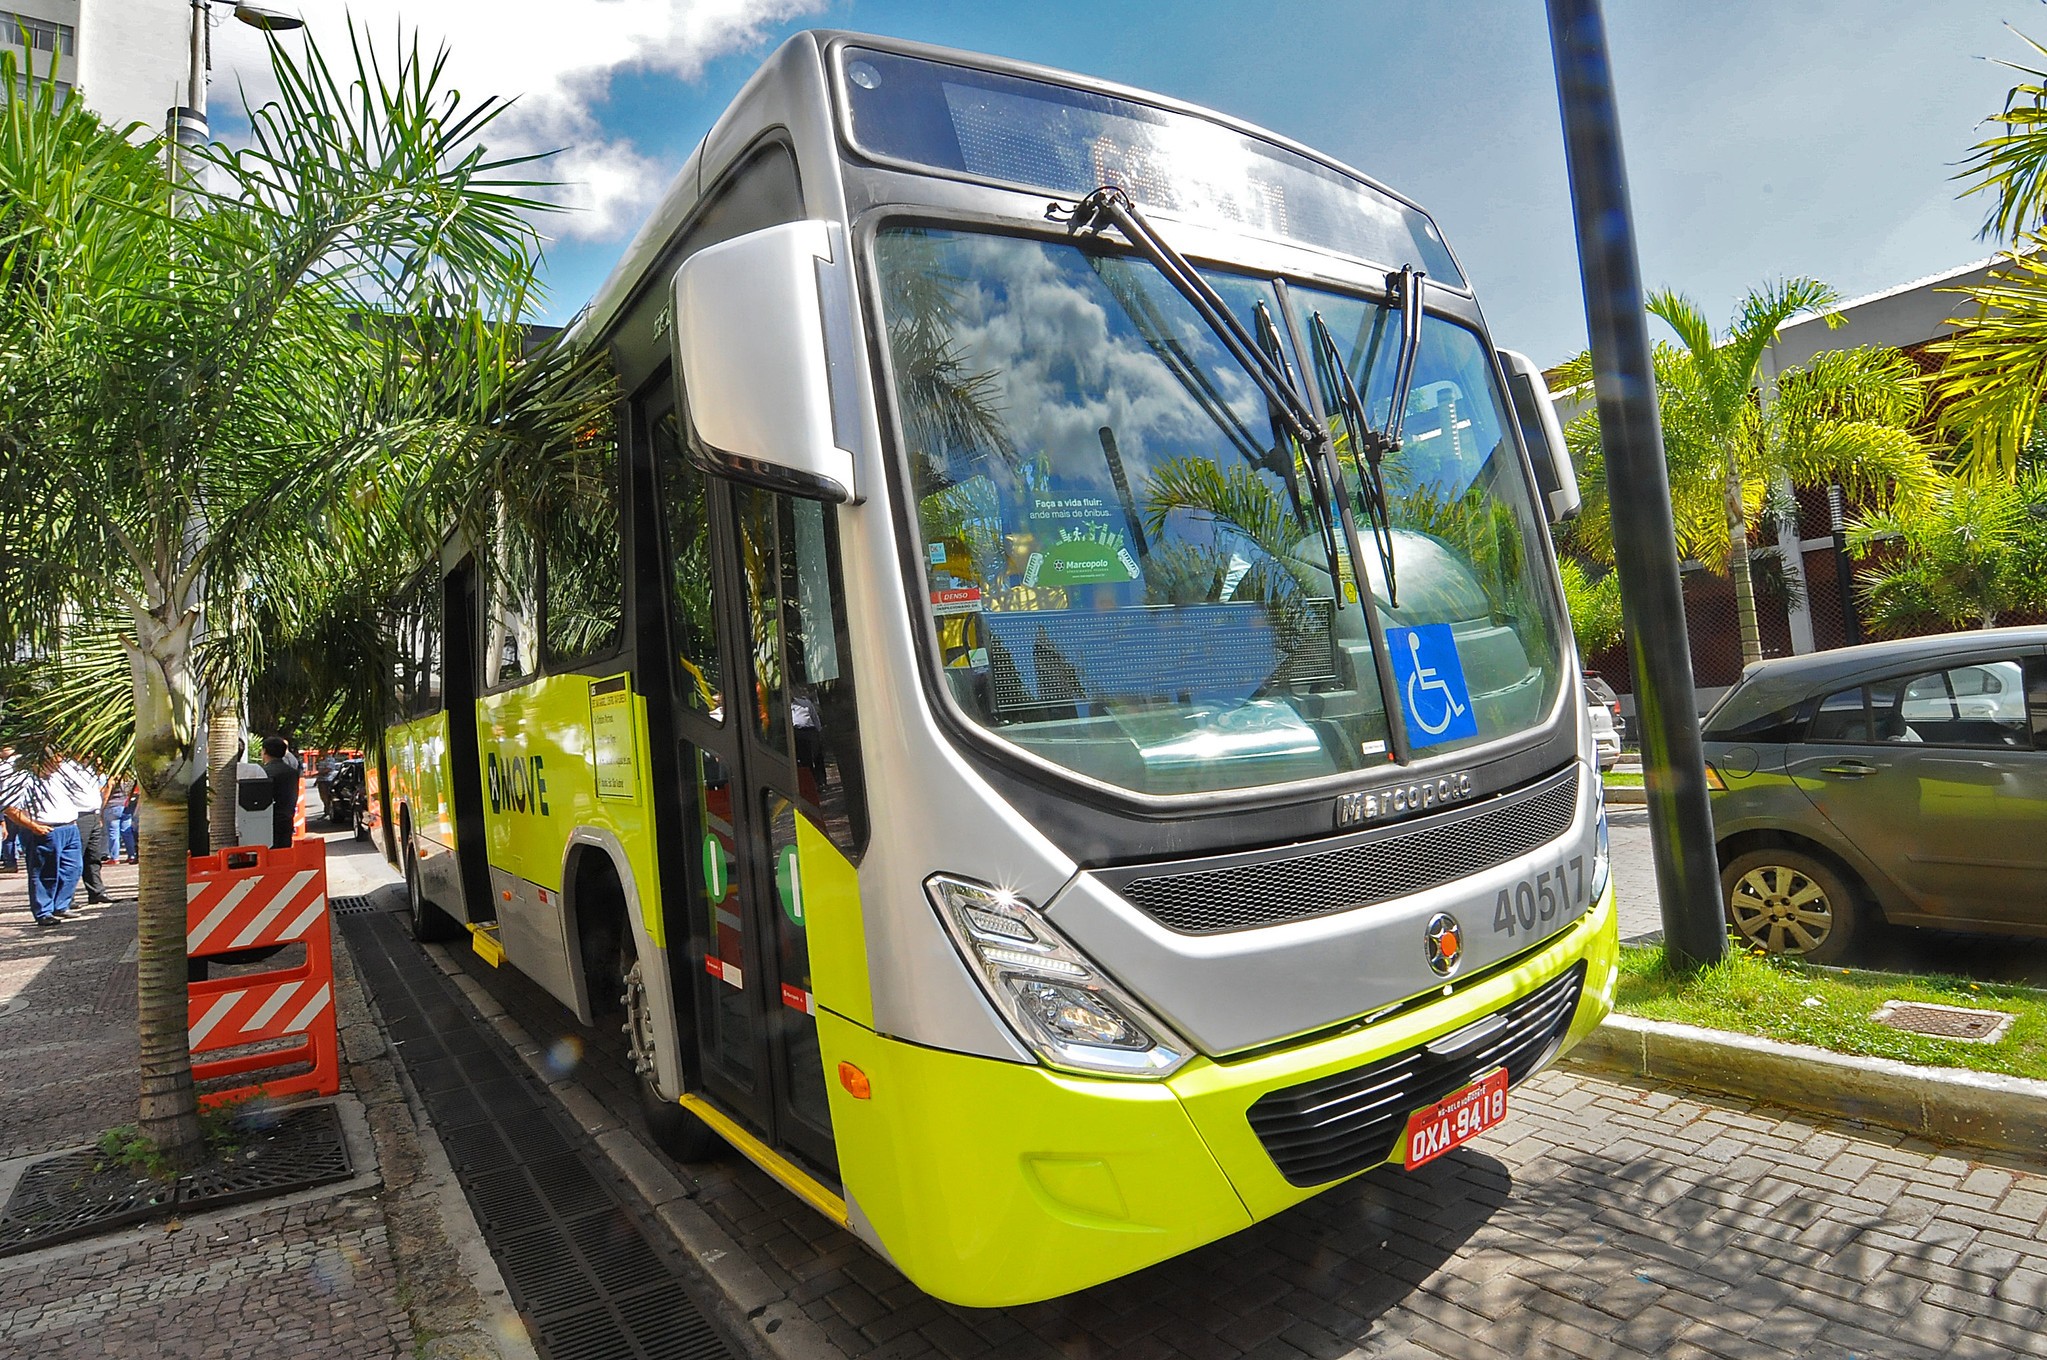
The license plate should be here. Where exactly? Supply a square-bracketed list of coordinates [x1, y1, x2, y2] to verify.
[1401, 1067, 1508, 1169]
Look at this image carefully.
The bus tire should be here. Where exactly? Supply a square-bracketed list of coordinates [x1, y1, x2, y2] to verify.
[620, 939, 722, 1162]
[406, 841, 460, 943]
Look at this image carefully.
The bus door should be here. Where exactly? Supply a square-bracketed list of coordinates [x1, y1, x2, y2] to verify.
[645, 382, 847, 1176]
[442, 557, 494, 925]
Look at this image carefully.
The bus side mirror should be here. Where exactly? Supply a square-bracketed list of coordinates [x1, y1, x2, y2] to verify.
[672, 220, 859, 503]
[1499, 349, 1580, 524]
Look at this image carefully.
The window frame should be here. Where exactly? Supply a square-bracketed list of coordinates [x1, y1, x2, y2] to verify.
[538, 433, 632, 675]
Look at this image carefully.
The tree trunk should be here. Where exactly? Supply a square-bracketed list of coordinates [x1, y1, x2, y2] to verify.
[206, 692, 242, 852]
[124, 604, 205, 1169]
[135, 789, 202, 1166]
[1725, 461, 1764, 668]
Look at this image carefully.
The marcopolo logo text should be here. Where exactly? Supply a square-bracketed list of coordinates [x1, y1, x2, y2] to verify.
[1336, 772, 1475, 828]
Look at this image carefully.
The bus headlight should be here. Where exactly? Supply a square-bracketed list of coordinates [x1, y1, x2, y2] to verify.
[926, 874, 1191, 1078]
[1589, 803, 1612, 905]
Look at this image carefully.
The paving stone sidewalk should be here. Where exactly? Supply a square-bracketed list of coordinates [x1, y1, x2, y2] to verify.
[452, 920, 2047, 1360]
[0, 836, 519, 1359]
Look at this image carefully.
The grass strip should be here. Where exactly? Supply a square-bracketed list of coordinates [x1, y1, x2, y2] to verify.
[1602, 771, 1644, 788]
[1615, 944, 2047, 1080]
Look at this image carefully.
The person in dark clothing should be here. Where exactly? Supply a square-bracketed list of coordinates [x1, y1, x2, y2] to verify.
[261, 737, 300, 849]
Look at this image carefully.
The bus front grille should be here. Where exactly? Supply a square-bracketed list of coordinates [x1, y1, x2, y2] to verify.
[1245, 961, 1586, 1187]
[1113, 766, 1579, 935]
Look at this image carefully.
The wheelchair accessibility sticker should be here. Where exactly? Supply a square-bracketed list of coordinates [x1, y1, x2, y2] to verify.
[1388, 624, 1478, 747]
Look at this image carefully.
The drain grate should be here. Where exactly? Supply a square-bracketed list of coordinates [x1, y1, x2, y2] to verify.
[1871, 1000, 2016, 1044]
[0, 1104, 353, 1257]
[329, 896, 383, 916]
[340, 909, 740, 1360]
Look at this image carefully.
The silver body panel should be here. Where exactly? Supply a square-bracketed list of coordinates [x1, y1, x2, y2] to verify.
[1047, 760, 1602, 1055]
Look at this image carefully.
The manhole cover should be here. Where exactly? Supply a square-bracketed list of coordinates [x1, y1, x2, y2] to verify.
[1871, 1000, 2015, 1044]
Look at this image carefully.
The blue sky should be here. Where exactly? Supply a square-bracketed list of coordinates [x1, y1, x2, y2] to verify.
[217, 1, 2041, 364]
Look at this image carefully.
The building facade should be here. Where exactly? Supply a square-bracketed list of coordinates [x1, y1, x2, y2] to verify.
[5, 0, 191, 134]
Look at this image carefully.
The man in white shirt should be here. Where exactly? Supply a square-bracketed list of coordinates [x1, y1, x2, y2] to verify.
[58, 758, 111, 905]
[1, 754, 83, 924]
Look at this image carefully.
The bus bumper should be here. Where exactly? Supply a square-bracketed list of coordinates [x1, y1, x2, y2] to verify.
[822, 881, 1618, 1306]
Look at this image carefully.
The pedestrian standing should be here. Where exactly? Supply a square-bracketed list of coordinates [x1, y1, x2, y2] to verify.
[2, 755, 84, 925]
[59, 757, 112, 905]
[261, 736, 300, 850]
[0, 748, 19, 873]
[103, 776, 136, 865]
[119, 780, 139, 862]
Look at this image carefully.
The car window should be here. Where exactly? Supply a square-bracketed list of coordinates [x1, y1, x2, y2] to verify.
[1895, 661, 2029, 748]
[2030, 658, 2047, 748]
[1804, 680, 1905, 744]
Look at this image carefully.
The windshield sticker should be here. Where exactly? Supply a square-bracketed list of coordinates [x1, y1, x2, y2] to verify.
[931, 586, 983, 616]
[1388, 624, 1478, 747]
[1028, 491, 1140, 586]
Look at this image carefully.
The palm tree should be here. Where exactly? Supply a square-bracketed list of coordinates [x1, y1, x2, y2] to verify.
[1848, 472, 2047, 632]
[1935, 30, 2047, 475]
[1558, 285, 1939, 669]
[0, 34, 610, 1166]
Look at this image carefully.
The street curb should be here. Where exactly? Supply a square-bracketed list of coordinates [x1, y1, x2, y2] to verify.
[1564, 1013, 2047, 1161]
[1603, 784, 1647, 804]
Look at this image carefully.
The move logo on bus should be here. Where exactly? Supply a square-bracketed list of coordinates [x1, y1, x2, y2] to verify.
[487, 750, 551, 817]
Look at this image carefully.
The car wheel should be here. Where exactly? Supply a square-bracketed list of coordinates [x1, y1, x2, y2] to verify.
[1722, 848, 1862, 964]
[406, 841, 460, 943]
[619, 936, 722, 1162]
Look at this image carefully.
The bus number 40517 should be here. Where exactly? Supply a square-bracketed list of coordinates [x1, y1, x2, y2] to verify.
[1492, 856, 1586, 937]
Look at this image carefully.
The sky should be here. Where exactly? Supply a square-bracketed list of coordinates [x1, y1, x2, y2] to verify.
[205, 0, 2045, 366]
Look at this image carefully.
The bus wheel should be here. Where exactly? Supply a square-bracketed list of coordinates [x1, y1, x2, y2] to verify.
[620, 941, 721, 1162]
[406, 841, 460, 943]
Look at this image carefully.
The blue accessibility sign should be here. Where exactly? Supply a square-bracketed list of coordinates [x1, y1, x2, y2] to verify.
[1387, 624, 1479, 748]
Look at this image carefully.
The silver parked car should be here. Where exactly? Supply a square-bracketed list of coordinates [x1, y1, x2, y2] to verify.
[1701, 628, 2047, 962]
[1585, 672, 1624, 770]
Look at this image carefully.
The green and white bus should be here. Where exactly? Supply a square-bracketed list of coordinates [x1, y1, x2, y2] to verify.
[381, 30, 1617, 1306]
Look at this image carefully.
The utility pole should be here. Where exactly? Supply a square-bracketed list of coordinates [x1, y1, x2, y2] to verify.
[1546, 0, 1725, 970]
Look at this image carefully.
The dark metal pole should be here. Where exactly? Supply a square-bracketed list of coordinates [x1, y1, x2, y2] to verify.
[1547, 0, 1725, 970]
[1828, 484, 1862, 646]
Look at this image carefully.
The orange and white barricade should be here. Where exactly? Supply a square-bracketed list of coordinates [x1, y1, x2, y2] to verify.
[185, 839, 339, 1105]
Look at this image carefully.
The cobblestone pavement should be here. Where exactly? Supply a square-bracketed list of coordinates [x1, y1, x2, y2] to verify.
[452, 929, 2047, 1360]
[0, 834, 539, 1359]
[0, 859, 144, 1158]
[0, 1192, 411, 1357]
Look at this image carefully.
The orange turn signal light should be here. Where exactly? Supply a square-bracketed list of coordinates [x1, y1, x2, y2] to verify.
[837, 1062, 871, 1100]
[1703, 765, 1727, 791]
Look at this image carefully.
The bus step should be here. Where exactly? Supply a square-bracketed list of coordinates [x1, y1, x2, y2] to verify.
[468, 922, 505, 968]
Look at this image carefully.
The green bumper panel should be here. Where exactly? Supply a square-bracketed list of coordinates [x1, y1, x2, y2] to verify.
[823, 883, 1618, 1305]
[1170, 883, 1619, 1220]
[821, 1009, 1253, 1308]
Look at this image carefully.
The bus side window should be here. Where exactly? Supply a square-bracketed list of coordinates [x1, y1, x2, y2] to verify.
[484, 502, 539, 687]
[543, 432, 625, 665]
[651, 401, 724, 718]
[733, 487, 867, 855]
[420, 589, 442, 712]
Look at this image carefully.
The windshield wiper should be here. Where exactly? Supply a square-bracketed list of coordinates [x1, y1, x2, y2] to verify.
[1253, 301, 1339, 581]
[1311, 309, 1400, 608]
[1054, 186, 1355, 600]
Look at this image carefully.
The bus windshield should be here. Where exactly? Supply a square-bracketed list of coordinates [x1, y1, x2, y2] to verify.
[875, 226, 1565, 797]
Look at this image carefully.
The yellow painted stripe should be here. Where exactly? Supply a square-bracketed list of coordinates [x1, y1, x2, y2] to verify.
[678, 1093, 849, 1227]
[467, 923, 505, 968]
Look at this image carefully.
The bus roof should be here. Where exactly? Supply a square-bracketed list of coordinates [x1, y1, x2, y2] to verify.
[575, 30, 1462, 349]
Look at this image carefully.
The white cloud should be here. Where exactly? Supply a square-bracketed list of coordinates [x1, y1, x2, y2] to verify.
[209, 0, 829, 240]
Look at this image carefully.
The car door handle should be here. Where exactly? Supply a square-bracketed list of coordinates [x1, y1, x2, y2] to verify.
[1820, 760, 1878, 778]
